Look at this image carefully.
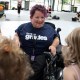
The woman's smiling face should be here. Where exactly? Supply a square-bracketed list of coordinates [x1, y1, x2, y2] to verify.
[30, 10, 45, 28]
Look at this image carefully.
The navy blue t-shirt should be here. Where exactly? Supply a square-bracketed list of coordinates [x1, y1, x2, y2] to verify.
[15, 22, 58, 56]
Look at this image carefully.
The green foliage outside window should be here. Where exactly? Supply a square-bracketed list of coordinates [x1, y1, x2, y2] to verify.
[76, 0, 80, 3]
[62, 0, 71, 4]
[63, 0, 80, 4]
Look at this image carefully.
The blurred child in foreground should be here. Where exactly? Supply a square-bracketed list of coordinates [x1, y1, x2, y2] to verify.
[62, 27, 80, 80]
[0, 35, 34, 80]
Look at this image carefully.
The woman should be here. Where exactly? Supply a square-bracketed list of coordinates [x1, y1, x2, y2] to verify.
[17, 2, 21, 16]
[62, 27, 80, 80]
[14, 4, 59, 80]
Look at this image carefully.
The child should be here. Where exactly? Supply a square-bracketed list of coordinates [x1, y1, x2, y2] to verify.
[62, 27, 80, 80]
[0, 36, 34, 80]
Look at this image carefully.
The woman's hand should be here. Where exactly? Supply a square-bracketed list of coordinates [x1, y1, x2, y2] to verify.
[49, 45, 56, 56]
[49, 37, 59, 56]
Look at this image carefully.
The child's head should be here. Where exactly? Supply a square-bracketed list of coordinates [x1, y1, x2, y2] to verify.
[62, 27, 80, 67]
[0, 36, 34, 80]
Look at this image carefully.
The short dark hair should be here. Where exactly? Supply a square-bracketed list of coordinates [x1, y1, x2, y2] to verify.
[30, 4, 47, 17]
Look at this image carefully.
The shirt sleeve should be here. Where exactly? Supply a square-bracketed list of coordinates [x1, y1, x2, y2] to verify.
[15, 23, 26, 36]
[53, 30, 59, 39]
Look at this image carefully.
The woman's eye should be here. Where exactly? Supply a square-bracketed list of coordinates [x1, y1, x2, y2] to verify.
[35, 17, 45, 19]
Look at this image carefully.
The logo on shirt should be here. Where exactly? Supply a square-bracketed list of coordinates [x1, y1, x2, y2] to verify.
[25, 32, 47, 40]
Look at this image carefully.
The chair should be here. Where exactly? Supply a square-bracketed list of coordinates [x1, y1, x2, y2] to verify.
[45, 22, 61, 44]
[44, 22, 64, 80]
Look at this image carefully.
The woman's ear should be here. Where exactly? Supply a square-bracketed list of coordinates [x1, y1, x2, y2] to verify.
[30, 16, 32, 19]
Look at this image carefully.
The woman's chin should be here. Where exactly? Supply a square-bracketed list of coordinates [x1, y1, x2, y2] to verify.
[34, 25, 42, 28]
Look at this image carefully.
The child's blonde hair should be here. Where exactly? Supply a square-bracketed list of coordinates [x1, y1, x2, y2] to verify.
[62, 27, 80, 68]
[0, 36, 34, 80]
